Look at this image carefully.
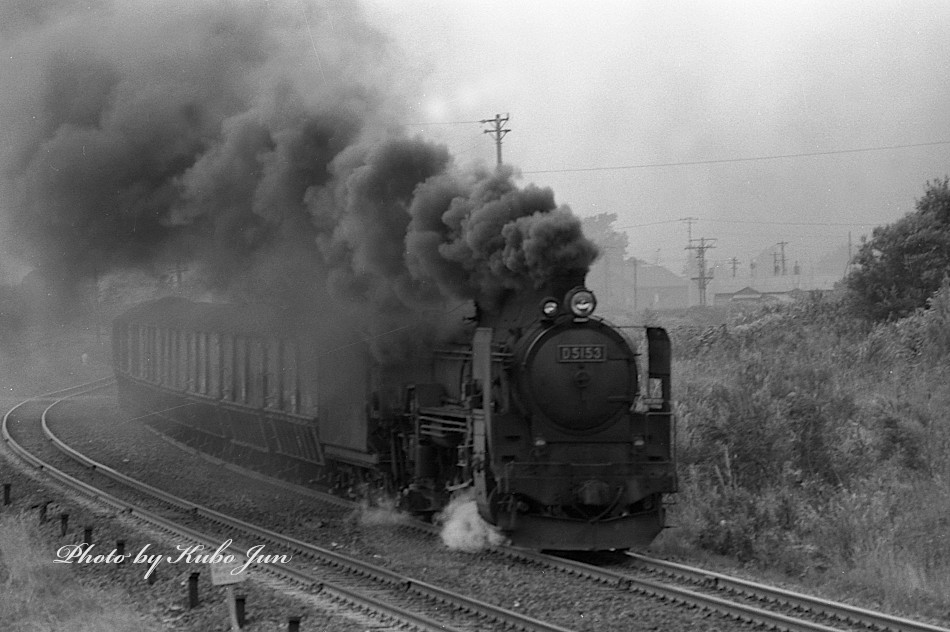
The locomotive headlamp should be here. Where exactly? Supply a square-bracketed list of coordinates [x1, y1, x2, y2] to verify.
[540, 297, 560, 319]
[633, 435, 646, 449]
[566, 288, 597, 318]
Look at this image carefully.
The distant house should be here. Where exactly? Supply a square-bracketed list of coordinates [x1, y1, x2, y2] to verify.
[587, 256, 689, 312]
[634, 261, 690, 309]
[717, 286, 761, 303]
[711, 275, 840, 305]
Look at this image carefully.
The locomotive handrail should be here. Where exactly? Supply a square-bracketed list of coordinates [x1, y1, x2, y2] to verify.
[417, 407, 470, 419]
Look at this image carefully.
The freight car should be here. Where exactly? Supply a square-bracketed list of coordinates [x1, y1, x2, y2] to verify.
[113, 274, 676, 550]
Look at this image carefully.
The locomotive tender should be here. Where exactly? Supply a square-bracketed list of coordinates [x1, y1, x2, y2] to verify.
[113, 274, 676, 550]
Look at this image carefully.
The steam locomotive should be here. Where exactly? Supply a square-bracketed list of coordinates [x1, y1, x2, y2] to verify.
[113, 274, 676, 550]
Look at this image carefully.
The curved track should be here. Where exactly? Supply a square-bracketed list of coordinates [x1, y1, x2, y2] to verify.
[623, 553, 949, 632]
[1, 380, 572, 632]
[492, 546, 950, 632]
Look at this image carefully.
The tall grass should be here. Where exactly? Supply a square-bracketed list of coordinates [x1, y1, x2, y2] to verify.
[0, 513, 162, 632]
[657, 284, 950, 617]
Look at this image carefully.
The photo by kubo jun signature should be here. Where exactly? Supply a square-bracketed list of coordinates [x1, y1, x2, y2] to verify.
[53, 538, 291, 579]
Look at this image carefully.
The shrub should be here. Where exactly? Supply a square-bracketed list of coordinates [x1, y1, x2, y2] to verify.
[665, 289, 950, 613]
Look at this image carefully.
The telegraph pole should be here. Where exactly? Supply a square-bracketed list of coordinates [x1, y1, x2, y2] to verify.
[481, 113, 510, 167]
[728, 257, 739, 277]
[680, 216, 698, 243]
[776, 241, 788, 276]
[632, 258, 639, 312]
[686, 237, 716, 307]
[845, 231, 854, 276]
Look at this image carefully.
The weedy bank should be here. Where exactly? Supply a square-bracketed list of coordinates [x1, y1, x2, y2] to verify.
[0, 512, 164, 632]
[655, 283, 950, 620]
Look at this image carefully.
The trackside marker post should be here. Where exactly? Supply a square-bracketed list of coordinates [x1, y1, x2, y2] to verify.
[235, 594, 246, 627]
[210, 558, 247, 631]
[188, 572, 199, 608]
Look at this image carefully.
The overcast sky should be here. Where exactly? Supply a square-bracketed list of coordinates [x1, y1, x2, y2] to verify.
[361, 0, 950, 273]
[3, 1, 949, 285]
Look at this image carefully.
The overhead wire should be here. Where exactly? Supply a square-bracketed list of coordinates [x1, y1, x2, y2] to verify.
[522, 140, 950, 174]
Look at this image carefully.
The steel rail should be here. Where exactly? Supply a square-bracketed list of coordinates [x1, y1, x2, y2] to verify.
[496, 545, 950, 632]
[7, 385, 576, 632]
[1, 378, 115, 460]
[626, 553, 950, 632]
[497, 546, 846, 632]
[2, 386, 466, 632]
[40, 398, 573, 631]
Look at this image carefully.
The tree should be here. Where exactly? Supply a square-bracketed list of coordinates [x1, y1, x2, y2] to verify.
[580, 213, 629, 256]
[846, 178, 950, 320]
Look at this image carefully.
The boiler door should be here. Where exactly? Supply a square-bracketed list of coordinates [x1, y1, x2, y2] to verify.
[522, 324, 634, 432]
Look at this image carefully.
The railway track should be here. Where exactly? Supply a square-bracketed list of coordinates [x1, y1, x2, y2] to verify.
[6, 380, 947, 632]
[1, 380, 573, 632]
[489, 545, 950, 632]
[624, 553, 950, 632]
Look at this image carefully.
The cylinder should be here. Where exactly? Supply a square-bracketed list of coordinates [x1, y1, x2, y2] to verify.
[414, 444, 438, 479]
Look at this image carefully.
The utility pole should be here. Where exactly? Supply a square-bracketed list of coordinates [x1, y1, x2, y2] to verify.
[481, 113, 510, 167]
[686, 237, 716, 307]
[632, 258, 638, 312]
[680, 216, 698, 244]
[680, 216, 699, 279]
[728, 257, 739, 278]
[845, 231, 854, 276]
[776, 241, 788, 276]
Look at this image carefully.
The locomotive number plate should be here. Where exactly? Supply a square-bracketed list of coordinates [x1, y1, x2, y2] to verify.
[557, 344, 606, 362]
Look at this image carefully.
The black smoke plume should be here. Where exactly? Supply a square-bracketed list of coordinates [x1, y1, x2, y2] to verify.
[0, 0, 598, 360]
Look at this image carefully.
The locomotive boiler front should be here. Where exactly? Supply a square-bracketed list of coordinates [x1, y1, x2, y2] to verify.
[513, 308, 638, 435]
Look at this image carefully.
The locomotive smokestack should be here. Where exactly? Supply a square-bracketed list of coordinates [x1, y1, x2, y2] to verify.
[547, 270, 589, 303]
